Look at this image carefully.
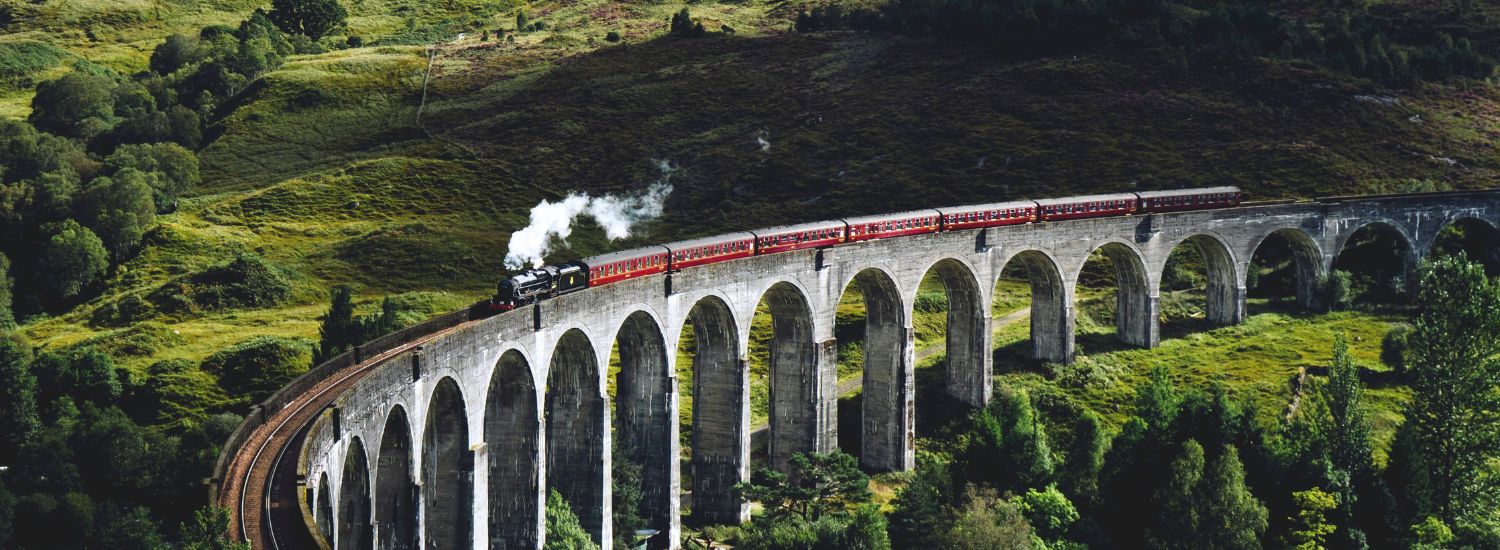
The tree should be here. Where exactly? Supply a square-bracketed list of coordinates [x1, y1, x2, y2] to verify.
[888, 456, 952, 548]
[179, 506, 250, 550]
[1381, 323, 1413, 375]
[1287, 488, 1338, 550]
[1012, 485, 1078, 540]
[66, 347, 123, 404]
[735, 451, 870, 521]
[104, 143, 200, 211]
[151, 34, 203, 76]
[76, 168, 157, 262]
[1151, 441, 1267, 549]
[940, 488, 1034, 550]
[0, 336, 38, 459]
[200, 336, 312, 405]
[1325, 337, 1374, 472]
[670, 8, 705, 38]
[1402, 254, 1500, 533]
[268, 0, 348, 40]
[29, 72, 117, 140]
[0, 252, 13, 329]
[611, 439, 647, 550]
[1152, 439, 1205, 549]
[35, 219, 109, 302]
[1062, 409, 1107, 507]
[315, 285, 358, 363]
[1198, 445, 1269, 550]
[544, 490, 598, 550]
[0, 479, 13, 549]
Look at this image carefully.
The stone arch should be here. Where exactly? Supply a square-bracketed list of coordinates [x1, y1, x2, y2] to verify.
[1161, 233, 1243, 326]
[613, 310, 675, 539]
[546, 328, 606, 544]
[837, 266, 913, 472]
[1431, 216, 1500, 275]
[316, 471, 334, 544]
[759, 281, 822, 472]
[1077, 240, 1156, 348]
[1332, 221, 1418, 300]
[485, 349, 540, 549]
[920, 258, 989, 407]
[422, 377, 471, 550]
[337, 437, 372, 550]
[997, 249, 1073, 363]
[680, 295, 749, 525]
[375, 406, 417, 550]
[1249, 227, 1325, 309]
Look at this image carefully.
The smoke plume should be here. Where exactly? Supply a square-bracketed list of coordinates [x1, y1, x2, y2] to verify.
[503, 163, 675, 270]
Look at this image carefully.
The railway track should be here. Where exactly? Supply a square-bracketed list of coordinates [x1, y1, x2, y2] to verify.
[216, 317, 481, 548]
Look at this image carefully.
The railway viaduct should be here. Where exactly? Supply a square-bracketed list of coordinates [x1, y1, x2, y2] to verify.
[220, 190, 1500, 550]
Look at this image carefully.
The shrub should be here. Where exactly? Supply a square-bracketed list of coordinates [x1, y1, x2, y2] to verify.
[1381, 323, 1413, 374]
[669, 9, 705, 38]
[914, 291, 948, 313]
[200, 336, 312, 405]
[346, 35, 363, 48]
[605, 31, 621, 42]
[152, 253, 292, 313]
[1320, 269, 1353, 311]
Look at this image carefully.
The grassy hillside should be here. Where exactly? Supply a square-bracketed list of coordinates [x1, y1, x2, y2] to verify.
[5, 0, 1496, 416]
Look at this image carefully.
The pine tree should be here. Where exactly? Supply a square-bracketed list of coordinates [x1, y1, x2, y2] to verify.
[1198, 445, 1268, 550]
[1403, 254, 1500, 531]
[316, 285, 358, 363]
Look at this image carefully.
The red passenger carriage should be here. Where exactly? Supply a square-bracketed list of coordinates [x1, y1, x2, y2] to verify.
[844, 210, 942, 242]
[752, 220, 847, 254]
[582, 246, 670, 286]
[665, 232, 757, 270]
[937, 200, 1037, 230]
[1035, 193, 1137, 222]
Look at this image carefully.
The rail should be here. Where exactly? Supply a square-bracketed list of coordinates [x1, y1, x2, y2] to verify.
[211, 303, 483, 544]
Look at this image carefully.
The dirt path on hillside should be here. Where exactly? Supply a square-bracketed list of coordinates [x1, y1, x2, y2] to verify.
[748, 307, 1031, 440]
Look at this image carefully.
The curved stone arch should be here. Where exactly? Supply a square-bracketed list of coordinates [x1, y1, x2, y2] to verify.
[741, 276, 817, 349]
[484, 349, 541, 550]
[1332, 220, 1418, 267]
[995, 247, 1074, 363]
[374, 405, 417, 550]
[752, 279, 824, 472]
[916, 257, 990, 407]
[1427, 215, 1500, 273]
[421, 377, 472, 550]
[316, 471, 334, 545]
[1247, 226, 1327, 309]
[337, 437, 373, 550]
[595, 302, 669, 359]
[1071, 238, 1157, 348]
[835, 265, 914, 472]
[611, 309, 677, 537]
[1157, 232, 1244, 326]
[677, 293, 750, 525]
[666, 288, 743, 346]
[1331, 220, 1420, 299]
[545, 328, 608, 544]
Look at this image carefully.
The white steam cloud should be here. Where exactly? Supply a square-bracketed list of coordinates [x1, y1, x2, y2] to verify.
[503, 162, 676, 270]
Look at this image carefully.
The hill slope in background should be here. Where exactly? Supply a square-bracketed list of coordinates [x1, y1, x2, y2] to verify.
[7, 0, 1499, 371]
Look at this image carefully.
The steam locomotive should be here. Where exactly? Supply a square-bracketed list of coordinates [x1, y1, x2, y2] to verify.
[491, 186, 1242, 310]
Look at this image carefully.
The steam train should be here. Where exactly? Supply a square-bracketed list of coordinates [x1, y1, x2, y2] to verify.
[491, 186, 1242, 310]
